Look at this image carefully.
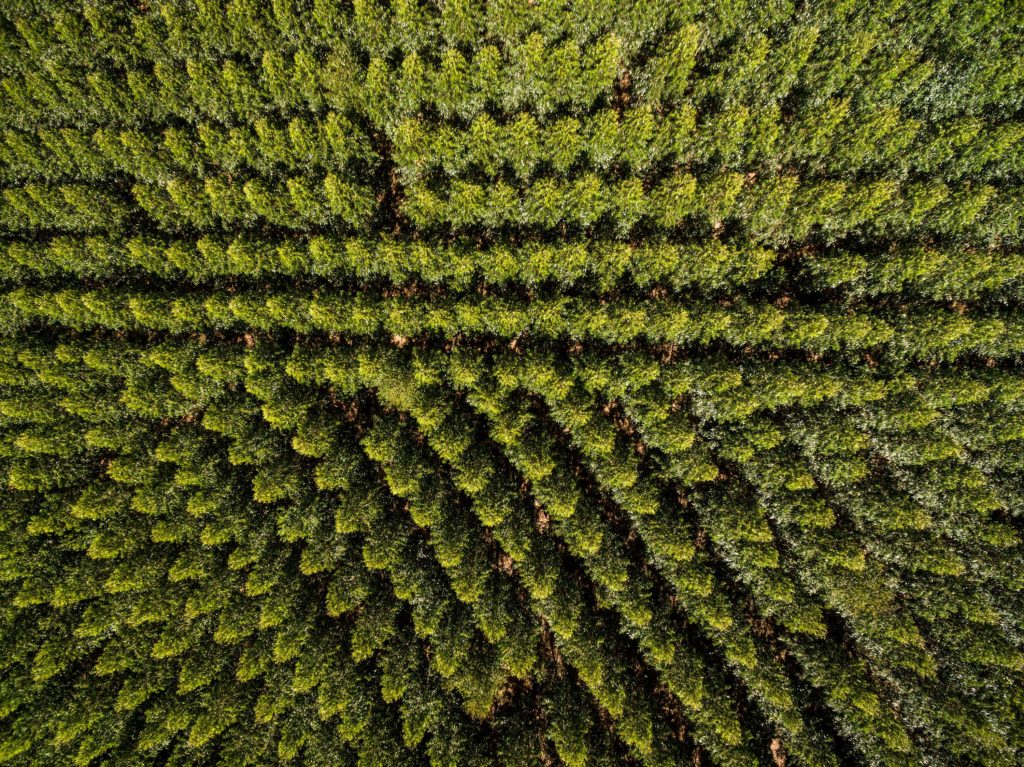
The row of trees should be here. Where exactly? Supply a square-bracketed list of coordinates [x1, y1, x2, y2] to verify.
[3, 170, 1017, 244]
[400, 173, 1018, 244]
[8, 234, 1022, 307]
[0, 176, 375, 234]
[8, 284, 1024, 362]
[2, 234, 778, 292]
[0, 113, 374, 184]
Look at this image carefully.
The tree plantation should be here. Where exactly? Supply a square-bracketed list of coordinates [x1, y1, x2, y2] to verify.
[0, 1, 1022, 766]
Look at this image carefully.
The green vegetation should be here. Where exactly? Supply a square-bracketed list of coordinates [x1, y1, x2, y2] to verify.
[1, 1, 1022, 766]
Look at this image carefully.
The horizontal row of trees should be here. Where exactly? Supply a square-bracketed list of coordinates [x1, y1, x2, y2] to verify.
[0, 114, 374, 184]
[7, 285, 1024, 361]
[6, 235, 1022, 305]
[2, 173, 1018, 244]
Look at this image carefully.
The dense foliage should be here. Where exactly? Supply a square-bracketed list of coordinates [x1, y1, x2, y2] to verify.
[1, 2, 1023, 766]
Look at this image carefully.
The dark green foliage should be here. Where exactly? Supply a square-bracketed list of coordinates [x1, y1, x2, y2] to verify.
[0, 2, 1022, 767]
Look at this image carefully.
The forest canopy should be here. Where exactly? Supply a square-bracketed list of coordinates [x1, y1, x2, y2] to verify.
[0, 2, 1022, 766]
